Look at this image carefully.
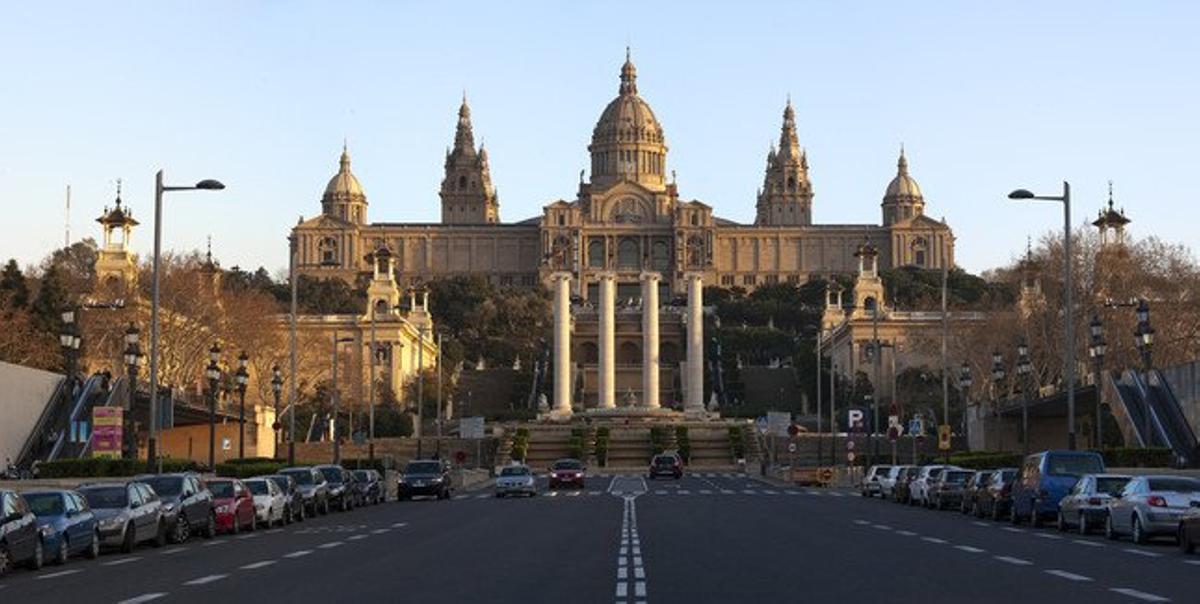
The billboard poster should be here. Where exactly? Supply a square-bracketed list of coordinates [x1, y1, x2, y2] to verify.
[92, 407, 123, 458]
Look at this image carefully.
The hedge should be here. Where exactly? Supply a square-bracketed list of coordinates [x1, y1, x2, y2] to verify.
[729, 427, 746, 459]
[948, 452, 1022, 470]
[510, 427, 530, 462]
[1096, 447, 1174, 468]
[37, 458, 198, 478]
[215, 460, 286, 478]
[594, 427, 611, 467]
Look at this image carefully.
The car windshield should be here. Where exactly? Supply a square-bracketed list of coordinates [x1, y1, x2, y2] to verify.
[1045, 454, 1104, 476]
[208, 482, 235, 498]
[1147, 478, 1200, 493]
[944, 471, 972, 484]
[266, 476, 290, 491]
[1095, 477, 1130, 495]
[282, 470, 313, 485]
[319, 468, 344, 483]
[406, 462, 442, 475]
[554, 460, 583, 470]
[141, 477, 182, 497]
[353, 470, 371, 481]
[245, 480, 269, 495]
[654, 457, 676, 466]
[24, 493, 65, 516]
[500, 466, 531, 477]
[872, 467, 891, 476]
[928, 468, 944, 480]
[81, 487, 127, 509]
[1000, 470, 1017, 481]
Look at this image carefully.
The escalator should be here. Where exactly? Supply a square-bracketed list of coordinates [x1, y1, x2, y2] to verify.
[1107, 371, 1153, 447]
[1145, 370, 1199, 467]
[62, 376, 128, 460]
[45, 374, 105, 461]
[1107, 370, 1199, 467]
[13, 376, 73, 471]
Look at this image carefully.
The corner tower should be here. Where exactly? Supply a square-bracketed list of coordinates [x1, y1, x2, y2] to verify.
[588, 49, 668, 192]
[440, 95, 499, 224]
[755, 99, 813, 226]
[94, 182, 139, 294]
[322, 144, 368, 224]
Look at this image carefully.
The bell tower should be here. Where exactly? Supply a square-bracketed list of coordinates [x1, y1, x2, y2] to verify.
[756, 99, 813, 226]
[94, 181, 139, 295]
[440, 95, 500, 224]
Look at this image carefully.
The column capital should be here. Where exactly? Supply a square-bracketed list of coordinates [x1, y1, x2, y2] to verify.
[684, 272, 704, 283]
[595, 271, 617, 282]
[639, 270, 662, 283]
[551, 271, 573, 283]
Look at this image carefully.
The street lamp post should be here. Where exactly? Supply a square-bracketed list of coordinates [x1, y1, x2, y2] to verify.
[992, 350, 1007, 453]
[205, 343, 222, 470]
[1134, 300, 1155, 445]
[271, 365, 283, 455]
[59, 307, 80, 386]
[123, 323, 144, 468]
[958, 362, 972, 446]
[1016, 340, 1033, 457]
[235, 351, 249, 460]
[330, 332, 354, 464]
[1088, 315, 1107, 448]
[147, 171, 225, 469]
[1009, 183, 1076, 450]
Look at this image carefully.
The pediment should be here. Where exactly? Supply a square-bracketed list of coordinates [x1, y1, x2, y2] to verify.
[296, 213, 355, 230]
[891, 213, 951, 231]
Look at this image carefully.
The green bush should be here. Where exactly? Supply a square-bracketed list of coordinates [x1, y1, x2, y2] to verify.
[674, 426, 691, 463]
[1097, 447, 1174, 468]
[37, 457, 198, 478]
[510, 428, 530, 462]
[594, 427, 611, 466]
[567, 435, 584, 460]
[728, 427, 746, 460]
[948, 452, 1022, 470]
[215, 460, 284, 478]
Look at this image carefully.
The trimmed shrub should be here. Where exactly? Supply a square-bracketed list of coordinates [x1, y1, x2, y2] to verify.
[728, 426, 746, 460]
[650, 426, 671, 455]
[567, 435, 584, 460]
[37, 457, 198, 478]
[215, 460, 284, 478]
[594, 427, 611, 467]
[510, 427, 530, 462]
[1097, 447, 1174, 468]
[674, 426, 691, 463]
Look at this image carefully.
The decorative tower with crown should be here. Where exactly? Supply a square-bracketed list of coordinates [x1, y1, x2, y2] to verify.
[364, 241, 401, 317]
[440, 95, 500, 224]
[1093, 182, 1131, 249]
[322, 144, 368, 224]
[95, 182, 139, 295]
[850, 239, 886, 319]
[881, 147, 925, 226]
[755, 99, 813, 226]
[1017, 239, 1045, 319]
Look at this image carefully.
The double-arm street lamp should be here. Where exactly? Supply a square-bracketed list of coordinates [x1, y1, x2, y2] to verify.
[59, 307, 82, 384]
[147, 172, 225, 471]
[1016, 340, 1033, 457]
[992, 350, 1008, 453]
[205, 343, 222, 470]
[123, 324, 143, 464]
[1009, 182, 1076, 451]
[1088, 315, 1108, 448]
[271, 366, 283, 453]
[234, 351, 250, 459]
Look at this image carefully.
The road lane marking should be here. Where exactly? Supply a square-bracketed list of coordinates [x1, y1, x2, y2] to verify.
[896, 530, 918, 536]
[240, 561, 276, 570]
[1109, 588, 1169, 602]
[371, 528, 390, 534]
[1122, 548, 1162, 558]
[872, 524, 892, 530]
[762, 490, 778, 495]
[184, 574, 228, 586]
[785, 490, 801, 495]
[742, 489, 757, 495]
[117, 593, 167, 604]
[319, 541, 344, 549]
[348, 534, 368, 541]
[853, 520, 871, 525]
[475, 494, 489, 499]
[162, 547, 186, 555]
[972, 521, 990, 527]
[954, 545, 986, 553]
[994, 556, 1032, 565]
[678, 489, 690, 495]
[1002, 527, 1025, 533]
[700, 489, 712, 494]
[37, 569, 82, 579]
[454, 495, 468, 500]
[1044, 570, 1092, 582]
[721, 489, 734, 494]
[618, 567, 627, 579]
[235, 533, 258, 540]
[1184, 559, 1200, 566]
[1071, 539, 1102, 547]
[266, 528, 283, 534]
[1034, 533, 1062, 540]
[921, 537, 947, 544]
[391, 522, 407, 528]
[284, 549, 313, 558]
[104, 557, 142, 566]
[547, 491, 559, 497]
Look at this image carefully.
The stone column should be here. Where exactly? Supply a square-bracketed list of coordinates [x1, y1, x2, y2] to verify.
[551, 272, 573, 419]
[598, 273, 617, 410]
[685, 273, 705, 413]
[641, 272, 661, 409]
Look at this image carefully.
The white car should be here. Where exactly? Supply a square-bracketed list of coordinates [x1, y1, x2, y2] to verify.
[495, 464, 537, 498]
[880, 465, 914, 499]
[909, 465, 959, 507]
[861, 465, 893, 498]
[244, 478, 288, 527]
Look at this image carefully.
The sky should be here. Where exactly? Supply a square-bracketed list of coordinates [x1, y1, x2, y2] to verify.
[2, 1, 1198, 277]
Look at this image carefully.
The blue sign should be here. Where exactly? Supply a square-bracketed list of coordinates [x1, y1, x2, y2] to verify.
[907, 418, 923, 436]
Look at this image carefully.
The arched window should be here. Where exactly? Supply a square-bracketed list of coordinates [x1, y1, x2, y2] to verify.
[319, 237, 338, 265]
[557, 214, 565, 226]
[686, 235, 705, 267]
[588, 240, 605, 268]
[580, 342, 598, 364]
[618, 341, 640, 365]
[457, 175, 467, 190]
[690, 213, 699, 226]
[617, 238, 639, 268]
[651, 240, 670, 271]
[787, 176, 796, 192]
[374, 299, 389, 315]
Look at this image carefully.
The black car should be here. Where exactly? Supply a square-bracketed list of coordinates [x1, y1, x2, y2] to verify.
[280, 467, 331, 516]
[262, 474, 305, 522]
[976, 468, 1019, 520]
[352, 469, 384, 505]
[136, 473, 216, 542]
[398, 460, 452, 501]
[1, 489, 43, 575]
[314, 465, 356, 512]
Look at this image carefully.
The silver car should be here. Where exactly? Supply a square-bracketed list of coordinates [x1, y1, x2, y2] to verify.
[1056, 473, 1131, 534]
[909, 465, 958, 507]
[861, 465, 893, 498]
[880, 465, 913, 500]
[77, 482, 165, 552]
[494, 464, 537, 498]
[1106, 475, 1200, 544]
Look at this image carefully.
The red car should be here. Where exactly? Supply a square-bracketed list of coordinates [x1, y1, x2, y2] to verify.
[208, 479, 256, 534]
[548, 459, 586, 489]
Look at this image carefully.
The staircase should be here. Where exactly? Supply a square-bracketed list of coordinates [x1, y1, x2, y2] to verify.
[1107, 369, 1200, 466]
[604, 428, 652, 469]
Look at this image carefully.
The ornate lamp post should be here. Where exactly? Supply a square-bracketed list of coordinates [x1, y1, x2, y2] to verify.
[205, 343, 222, 469]
[991, 349, 1007, 453]
[271, 365, 283, 454]
[1016, 340, 1033, 457]
[123, 323, 143, 465]
[1134, 299, 1155, 445]
[958, 361, 972, 440]
[235, 351, 249, 459]
[1088, 315, 1108, 448]
[59, 307, 80, 385]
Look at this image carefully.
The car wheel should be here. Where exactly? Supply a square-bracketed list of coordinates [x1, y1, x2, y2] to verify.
[1180, 524, 1195, 554]
[54, 537, 69, 565]
[1131, 515, 1147, 545]
[27, 538, 43, 570]
[120, 523, 136, 553]
[1105, 514, 1119, 540]
[173, 515, 189, 543]
[204, 513, 217, 539]
[0, 543, 9, 577]
[86, 530, 100, 559]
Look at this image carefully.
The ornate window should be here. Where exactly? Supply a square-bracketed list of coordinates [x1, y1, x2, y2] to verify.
[617, 237, 639, 268]
[319, 237, 338, 266]
[742, 274, 756, 286]
[588, 240, 605, 268]
[457, 175, 467, 189]
[551, 236, 571, 268]
[686, 235, 705, 267]
[651, 240, 670, 271]
[721, 275, 734, 286]
[612, 198, 645, 224]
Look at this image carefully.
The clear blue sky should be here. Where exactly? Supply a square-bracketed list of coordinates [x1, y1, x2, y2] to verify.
[2, 1, 1197, 276]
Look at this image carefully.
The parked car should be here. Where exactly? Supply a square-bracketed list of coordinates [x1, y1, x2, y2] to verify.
[1056, 474, 1132, 534]
[0, 488, 44, 574]
[78, 482, 165, 552]
[315, 465, 356, 511]
[1179, 505, 1200, 554]
[22, 489, 99, 564]
[960, 471, 993, 515]
[243, 478, 288, 527]
[398, 459, 453, 501]
[352, 470, 384, 505]
[1106, 475, 1200, 544]
[861, 465, 892, 498]
[207, 479, 256, 534]
[262, 474, 304, 522]
[910, 465, 957, 507]
[976, 468, 1018, 520]
[1010, 450, 1106, 526]
[893, 466, 921, 504]
[136, 473, 215, 542]
[930, 470, 974, 510]
[494, 464, 537, 498]
[648, 454, 684, 480]
[880, 465, 912, 500]
[548, 459, 586, 489]
[280, 467, 330, 516]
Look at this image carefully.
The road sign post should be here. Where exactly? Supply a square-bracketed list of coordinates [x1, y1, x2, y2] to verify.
[938, 424, 952, 452]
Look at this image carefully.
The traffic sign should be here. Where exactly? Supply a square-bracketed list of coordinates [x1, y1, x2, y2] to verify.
[938, 424, 952, 451]
[455, 450, 468, 464]
[755, 416, 768, 435]
[847, 451, 856, 463]
[846, 440, 855, 451]
[787, 442, 797, 453]
[908, 418, 923, 436]
[847, 409, 865, 431]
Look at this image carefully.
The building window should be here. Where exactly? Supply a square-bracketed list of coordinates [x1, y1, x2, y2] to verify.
[557, 214, 565, 226]
[915, 249, 927, 267]
[690, 213, 698, 226]
[687, 235, 704, 267]
[721, 275, 734, 286]
[319, 237, 338, 266]
[520, 274, 536, 287]
[500, 275, 514, 287]
[786, 274, 801, 284]
[651, 240, 670, 271]
[763, 274, 779, 285]
[617, 237, 639, 268]
[588, 240, 605, 268]
[742, 275, 756, 286]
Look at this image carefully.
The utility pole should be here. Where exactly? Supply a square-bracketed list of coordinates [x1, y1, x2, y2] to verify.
[941, 247, 950, 465]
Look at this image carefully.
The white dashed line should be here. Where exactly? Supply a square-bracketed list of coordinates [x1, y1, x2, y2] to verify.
[266, 528, 283, 534]
[700, 489, 713, 494]
[184, 574, 228, 586]
[1001, 527, 1025, 533]
[240, 561, 276, 570]
[896, 530, 918, 536]
[1184, 559, 1200, 566]
[162, 547, 186, 555]
[1035, 533, 1062, 540]
[104, 557, 141, 566]
[391, 522, 407, 528]
[785, 490, 801, 495]
[1122, 548, 1162, 558]
[972, 521, 990, 527]
[284, 549, 313, 558]
[547, 491, 559, 497]
[1109, 588, 1170, 602]
[954, 545, 986, 553]
[475, 494, 489, 499]
[1044, 570, 1092, 582]
[371, 528, 390, 534]
[454, 495, 469, 500]
[235, 533, 258, 540]
[853, 519, 872, 525]
[872, 524, 892, 531]
[741, 489, 757, 495]
[37, 569, 81, 579]
[762, 490, 778, 495]
[994, 556, 1032, 565]
[347, 534, 368, 541]
[318, 541, 344, 549]
[1071, 539, 1102, 547]
[921, 537, 947, 544]
[117, 593, 168, 604]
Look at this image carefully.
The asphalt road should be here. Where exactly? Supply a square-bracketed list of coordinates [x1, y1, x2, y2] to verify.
[2, 472, 1197, 603]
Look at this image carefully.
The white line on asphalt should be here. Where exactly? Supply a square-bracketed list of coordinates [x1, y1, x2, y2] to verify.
[1109, 588, 1170, 602]
[1044, 570, 1092, 582]
[853, 519, 872, 525]
[240, 561, 277, 570]
[1071, 539, 1103, 547]
[827, 492, 845, 497]
[921, 537, 947, 544]
[678, 490, 690, 495]
[700, 489, 712, 494]
[635, 567, 645, 579]
[806, 490, 822, 496]
[391, 522, 407, 528]
[1123, 548, 1162, 558]
[318, 541, 344, 549]
[547, 491, 559, 497]
[762, 490, 778, 495]
[872, 524, 892, 530]
[588, 490, 602, 496]
[741, 489, 757, 494]
[117, 593, 167, 604]
[972, 521, 990, 527]
[371, 528, 390, 534]
[1002, 527, 1025, 533]
[1185, 559, 1200, 566]
[1035, 533, 1062, 540]
[202, 540, 226, 546]
[896, 530, 918, 536]
[475, 494, 489, 499]
[284, 550, 313, 558]
[454, 495, 468, 500]
[994, 556, 1032, 565]
[184, 574, 228, 586]
[654, 490, 667, 495]
[620, 547, 628, 555]
[103, 557, 141, 566]
[37, 569, 82, 579]
[721, 489, 734, 494]
[348, 534, 368, 541]
[266, 528, 283, 534]
[162, 547, 186, 554]
[235, 533, 258, 540]
[785, 490, 801, 495]
[634, 556, 642, 566]
[954, 545, 986, 553]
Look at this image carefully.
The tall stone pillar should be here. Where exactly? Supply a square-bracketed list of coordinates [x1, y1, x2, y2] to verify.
[598, 273, 616, 410]
[641, 272, 661, 409]
[551, 272, 573, 419]
[685, 273, 705, 413]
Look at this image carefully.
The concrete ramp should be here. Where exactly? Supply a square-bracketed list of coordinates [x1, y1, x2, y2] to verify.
[0, 361, 65, 465]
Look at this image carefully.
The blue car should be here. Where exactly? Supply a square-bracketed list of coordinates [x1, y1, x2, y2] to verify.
[23, 490, 100, 564]
[1010, 450, 1106, 527]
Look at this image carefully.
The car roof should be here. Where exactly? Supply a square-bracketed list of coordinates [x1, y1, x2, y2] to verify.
[21, 489, 72, 496]
[78, 482, 135, 489]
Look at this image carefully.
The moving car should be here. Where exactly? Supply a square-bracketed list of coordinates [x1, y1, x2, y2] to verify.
[1010, 450, 1106, 526]
[548, 459, 586, 489]
[207, 479, 256, 534]
[648, 454, 683, 480]
[398, 459, 453, 501]
[1106, 475, 1200, 544]
[1056, 474, 1131, 534]
[22, 489, 99, 564]
[976, 468, 1018, 520]
[280, 467, 330, 516]
[244, 478, 288, 527]
[78, 481, 166, 553]
[136, 473, 215, 542]
[930, 470, 974, 510]
[352, 469, 384, 505]
[494, 464, 537, 498]
[262, 474, 304, 522]
[1179, 505, 1200, 554]
[314, 465, 356, 511]
[959, 470, 993, 515]
[861, 465, 892, 498]
[880, 465, 913, 500]
[0, 488, 44, 574]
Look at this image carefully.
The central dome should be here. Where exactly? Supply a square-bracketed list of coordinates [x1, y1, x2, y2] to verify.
[588, 49, 668, 191]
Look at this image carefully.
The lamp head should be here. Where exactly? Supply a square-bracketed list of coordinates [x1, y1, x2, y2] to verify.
[1008, 189, 1035, 200]
[195, 179, 225, 190]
